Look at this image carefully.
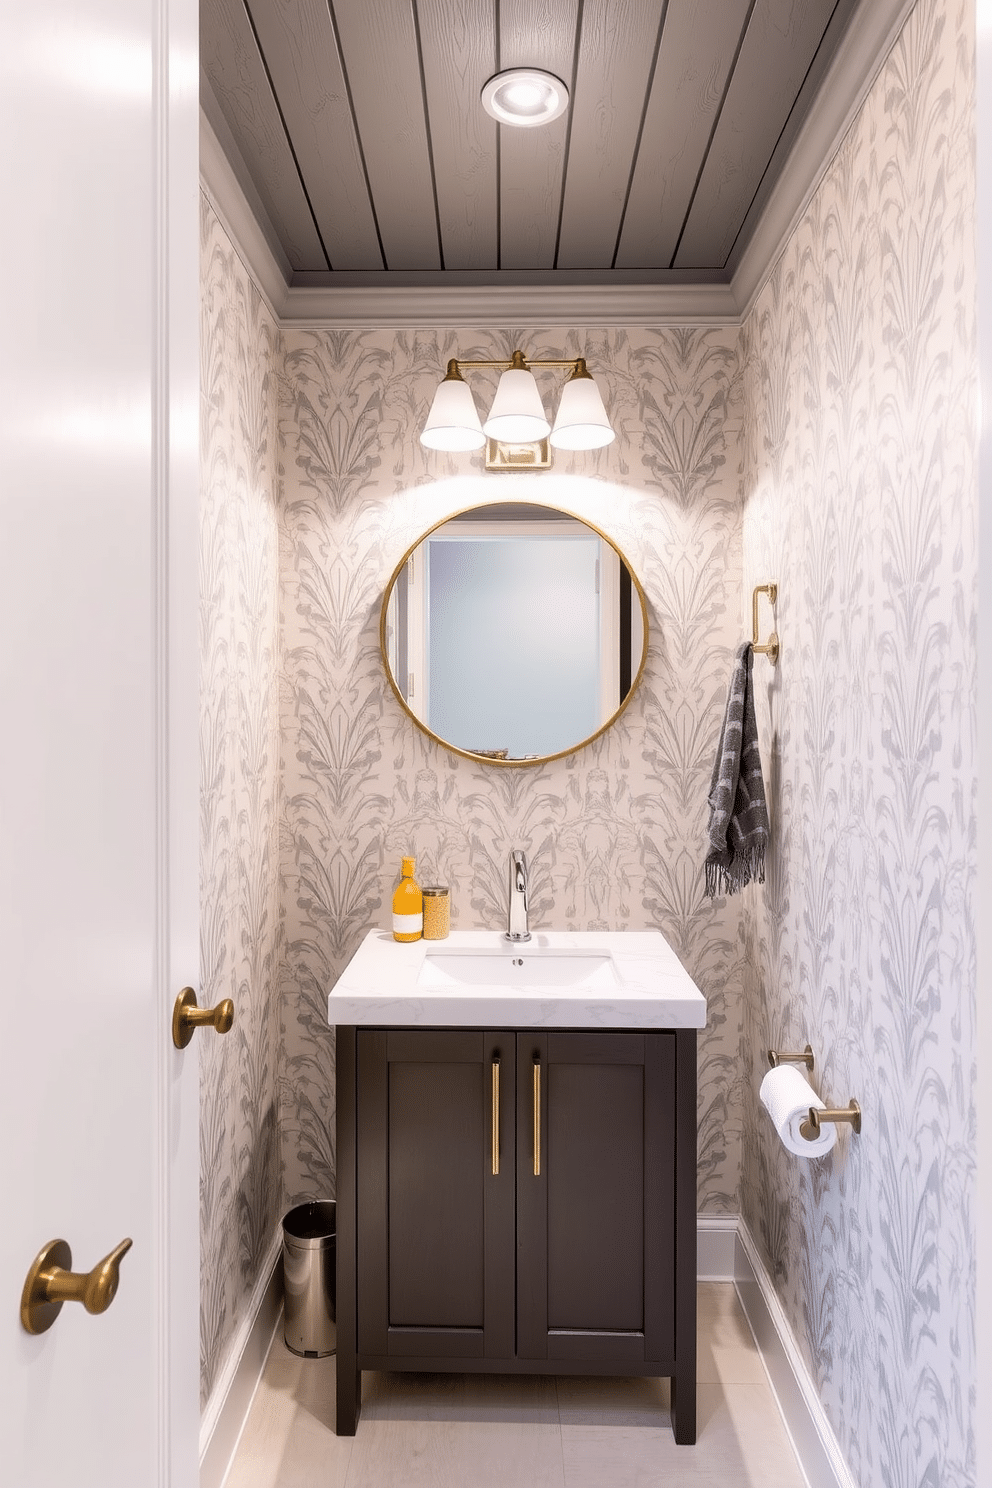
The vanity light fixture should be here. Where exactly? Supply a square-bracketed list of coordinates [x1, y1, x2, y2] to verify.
[480, 69, 569, 128]
[420, 350, 615, 453]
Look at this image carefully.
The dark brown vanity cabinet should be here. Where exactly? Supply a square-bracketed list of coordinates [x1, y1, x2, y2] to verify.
[334, 1025, 697, 1443]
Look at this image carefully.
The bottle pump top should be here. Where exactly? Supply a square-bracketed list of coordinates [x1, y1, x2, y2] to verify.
[401, 856, 415, 877]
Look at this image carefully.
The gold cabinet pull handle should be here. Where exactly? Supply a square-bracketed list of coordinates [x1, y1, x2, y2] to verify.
[21, 1237, 133, 1335]
[172, 986, 234, 1049]
[491, 1056, 500, 1176]
[533, 1055, 541, 1177]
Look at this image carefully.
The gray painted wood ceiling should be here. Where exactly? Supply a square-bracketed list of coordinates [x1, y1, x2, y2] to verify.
[201, 0, 864, 288]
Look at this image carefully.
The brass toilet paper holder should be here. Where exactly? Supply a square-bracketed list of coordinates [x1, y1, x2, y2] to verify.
[800, 1100, 862, 1140]
[767, 1043, 814, 1072]
[766, 1047, 862, 1140]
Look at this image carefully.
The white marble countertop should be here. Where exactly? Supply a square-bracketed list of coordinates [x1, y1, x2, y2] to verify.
[328, 928, 707, 1029]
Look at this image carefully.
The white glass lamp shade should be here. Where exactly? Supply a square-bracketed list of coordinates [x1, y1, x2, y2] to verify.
[420, 371, 486, 451]
[549, 366, 615, 450]
[482, 367, 551, 443]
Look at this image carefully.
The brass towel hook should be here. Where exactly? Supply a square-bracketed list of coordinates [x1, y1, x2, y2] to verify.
[172, 987, 235, 1049]
[21, 1237, 133, 1334]
[752, 584, 780, 663]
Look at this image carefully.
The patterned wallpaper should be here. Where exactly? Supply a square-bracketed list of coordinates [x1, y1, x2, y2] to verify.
[275, 325, 749, 1211]
[199, 198, 282, 1407]
[199, 15, 979, 1485]
[739, 3, 977, 1486]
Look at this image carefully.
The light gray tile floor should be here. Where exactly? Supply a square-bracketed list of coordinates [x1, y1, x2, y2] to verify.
[222, 1283, 806, 1487]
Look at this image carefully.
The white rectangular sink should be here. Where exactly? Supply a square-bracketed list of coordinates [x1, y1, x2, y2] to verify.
[329, 929, 706, 1029]
[418, 945, 618, 992]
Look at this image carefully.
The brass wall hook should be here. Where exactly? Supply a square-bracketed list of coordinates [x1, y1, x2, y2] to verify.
[800, 1100, 862, 1141]
[752, 583, 779, 663]
[172, 987, 235, 1049]
[21, 1237, 133, 1334]
[767, 1043, 814, 1072]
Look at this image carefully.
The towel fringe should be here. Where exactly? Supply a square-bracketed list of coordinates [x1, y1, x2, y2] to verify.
[705, 845, 766, 900]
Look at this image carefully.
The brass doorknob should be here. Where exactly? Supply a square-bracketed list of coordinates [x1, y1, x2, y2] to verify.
[172, 987, 235, 1049]
[21, 1237, 133, 1334]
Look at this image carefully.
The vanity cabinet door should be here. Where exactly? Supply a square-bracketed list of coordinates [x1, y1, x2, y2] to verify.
[355, 1029, 516, 1360]
[516, 1031, 677, 1367]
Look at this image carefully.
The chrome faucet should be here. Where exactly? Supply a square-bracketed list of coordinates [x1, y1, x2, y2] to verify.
[505, 850, 531, 942]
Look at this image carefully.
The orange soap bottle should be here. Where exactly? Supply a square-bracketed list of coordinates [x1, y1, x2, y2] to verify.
[392, 856, 423, 942]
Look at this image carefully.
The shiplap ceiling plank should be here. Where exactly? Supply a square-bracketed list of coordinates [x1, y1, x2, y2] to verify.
[246, 0, 382, 270]
[674, 0, 839, 268]
[497, 0, 579, 271]
[331, 0, 441, 271]
[723, 0, 861, 276]
[616, 0, 752, 270]
[417, 0, 498, 270]
[201, 0, 885, 295]
[200, 0, 328, 269]
[556, 0, 667, 270]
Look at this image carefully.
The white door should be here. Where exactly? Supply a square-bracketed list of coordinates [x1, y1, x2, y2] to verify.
[0, 0, 200, 1483]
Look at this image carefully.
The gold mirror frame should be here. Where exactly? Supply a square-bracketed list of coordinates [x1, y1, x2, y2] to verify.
[379, 503, 649, 766]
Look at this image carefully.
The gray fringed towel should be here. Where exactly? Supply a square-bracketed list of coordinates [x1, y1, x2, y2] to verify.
[704, 641, 769, 897]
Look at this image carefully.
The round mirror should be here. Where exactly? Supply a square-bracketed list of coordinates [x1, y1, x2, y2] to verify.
[380, 503, 648, 765]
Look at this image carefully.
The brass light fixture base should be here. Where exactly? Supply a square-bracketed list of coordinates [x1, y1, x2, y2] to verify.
[484, 437, 552, 471]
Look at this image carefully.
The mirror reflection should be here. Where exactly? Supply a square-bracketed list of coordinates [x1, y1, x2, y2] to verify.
[380, 504, 647, 763]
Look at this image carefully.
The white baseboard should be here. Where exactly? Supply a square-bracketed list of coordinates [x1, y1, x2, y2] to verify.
[734, 1220, 856, 1488]
[200, 1226, 284, 1488]
[196, 1213, 851, 1488]
[696, 1214, 738, 1279]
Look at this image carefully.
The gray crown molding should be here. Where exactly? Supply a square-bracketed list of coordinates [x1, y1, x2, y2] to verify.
[199, 0, 914, 330]
[282, 279, 739, 328]
[731, 0, 918, 319]
[199, 81, 289, 321]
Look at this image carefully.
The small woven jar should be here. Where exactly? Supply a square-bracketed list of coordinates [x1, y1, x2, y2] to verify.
[422, 886, 450, 940]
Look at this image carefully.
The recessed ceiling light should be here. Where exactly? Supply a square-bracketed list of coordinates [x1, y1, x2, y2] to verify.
[481, 69, 569, 128]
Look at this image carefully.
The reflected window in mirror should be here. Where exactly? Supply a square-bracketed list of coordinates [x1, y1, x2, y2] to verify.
[380, 504, 647, 765]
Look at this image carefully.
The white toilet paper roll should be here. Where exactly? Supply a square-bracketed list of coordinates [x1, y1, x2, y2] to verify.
[759, 1064, 837, 1157]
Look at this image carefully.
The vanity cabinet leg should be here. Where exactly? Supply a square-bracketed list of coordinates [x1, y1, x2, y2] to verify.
[672, 1028, 697, 1445]
[336, 1362, 360, 1436]
[334, 1024, 360, 1435]
[671, 1370, 696, 1445]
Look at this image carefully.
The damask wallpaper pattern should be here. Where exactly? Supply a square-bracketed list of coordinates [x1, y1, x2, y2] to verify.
[740, 2, 977, 1485]
[275, 325, 749, 1211]
[198, 12, 978, 1485]
[199, 199, 282, 1407]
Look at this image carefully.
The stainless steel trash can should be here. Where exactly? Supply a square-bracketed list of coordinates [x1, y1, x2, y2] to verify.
[283, 1201, 336, 1357]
